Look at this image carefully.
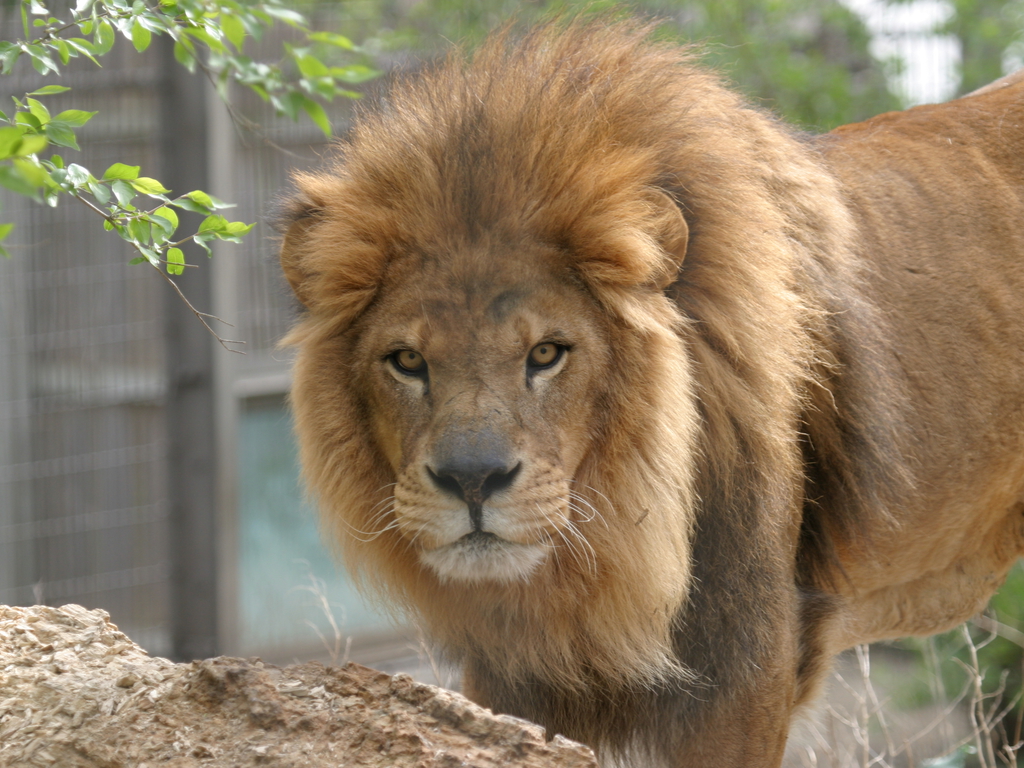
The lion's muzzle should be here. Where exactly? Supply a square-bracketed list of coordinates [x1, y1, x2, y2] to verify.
[427, 427, 521, 530]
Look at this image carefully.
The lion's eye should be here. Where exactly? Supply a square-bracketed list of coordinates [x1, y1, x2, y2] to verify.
[391, 349, 426, 375]
[527, 342, 564, 370]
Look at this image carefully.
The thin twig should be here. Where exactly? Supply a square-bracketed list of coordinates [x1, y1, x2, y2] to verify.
[151, 263, 245, 353]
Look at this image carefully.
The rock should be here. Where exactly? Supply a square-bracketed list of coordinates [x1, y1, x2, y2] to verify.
[0, 604, 598, 768]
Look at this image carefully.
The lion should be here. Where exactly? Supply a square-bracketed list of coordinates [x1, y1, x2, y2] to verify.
[276, 20, 1024, 767]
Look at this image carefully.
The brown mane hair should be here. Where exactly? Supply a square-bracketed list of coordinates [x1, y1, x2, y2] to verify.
[280, 19, 912, 758]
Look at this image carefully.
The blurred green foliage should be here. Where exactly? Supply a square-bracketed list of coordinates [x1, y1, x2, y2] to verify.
[324, 0, 902, 130]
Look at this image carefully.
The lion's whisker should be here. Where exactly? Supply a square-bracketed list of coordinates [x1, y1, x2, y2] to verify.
[546, 505, 596, 576]
[344, 498, 401, 542]
[568, 500, 598, 524]
[563, 520, 597, 575]
[575, 487, 612, 529]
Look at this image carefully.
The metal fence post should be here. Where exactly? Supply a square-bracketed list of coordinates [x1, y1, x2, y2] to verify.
[159, 36, 219, 661]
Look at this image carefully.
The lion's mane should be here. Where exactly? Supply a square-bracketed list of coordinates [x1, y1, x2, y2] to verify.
[279, 20, 912, 758]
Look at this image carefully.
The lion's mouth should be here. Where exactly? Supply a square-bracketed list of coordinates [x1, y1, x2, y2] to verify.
[419, 531, 547, 583]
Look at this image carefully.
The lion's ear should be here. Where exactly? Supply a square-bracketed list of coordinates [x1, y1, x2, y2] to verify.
[276, 193, 322, 308]
[648, 189, 689, 289]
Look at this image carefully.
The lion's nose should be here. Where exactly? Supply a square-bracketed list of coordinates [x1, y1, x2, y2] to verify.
[428, 457, 520, 528]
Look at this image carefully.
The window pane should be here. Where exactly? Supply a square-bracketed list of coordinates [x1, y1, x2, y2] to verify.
[238, 395, 392, 656]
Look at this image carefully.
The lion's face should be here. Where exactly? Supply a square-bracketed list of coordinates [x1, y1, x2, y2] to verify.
[350, 237, 612, 583]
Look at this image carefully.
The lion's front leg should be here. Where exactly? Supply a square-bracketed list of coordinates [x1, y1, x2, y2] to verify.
[458, 550, 807, 768]
[462, 649, 800, 768]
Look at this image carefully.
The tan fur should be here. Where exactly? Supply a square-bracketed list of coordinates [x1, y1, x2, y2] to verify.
[278, 21, 1024, 768]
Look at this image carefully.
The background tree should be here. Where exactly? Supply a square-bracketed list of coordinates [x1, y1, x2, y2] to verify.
[336, 0, 901, 129]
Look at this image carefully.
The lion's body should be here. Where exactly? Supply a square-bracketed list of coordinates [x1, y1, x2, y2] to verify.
[278, 22, 1024, 768]
[823, 99, 1024, 644]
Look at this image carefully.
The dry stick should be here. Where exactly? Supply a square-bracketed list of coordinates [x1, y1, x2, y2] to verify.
[152, 264, 245, 353]
[293, 570, 350, 666]
[961, 624, 997, 768]
[972, 615, 1024, 649]
[896, 674, 975, 765]
[924, 636, 957, 754]
[415, 625, 451, 690]
[857, 645, 897, 765]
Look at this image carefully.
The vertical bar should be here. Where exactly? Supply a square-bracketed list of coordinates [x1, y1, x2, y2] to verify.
[0, 227, 33, 606]
[159, 36, 219, 661]
[207, 84, 242, 656]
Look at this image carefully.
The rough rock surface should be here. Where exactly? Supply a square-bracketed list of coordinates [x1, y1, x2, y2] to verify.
[0, 604, 598, 768]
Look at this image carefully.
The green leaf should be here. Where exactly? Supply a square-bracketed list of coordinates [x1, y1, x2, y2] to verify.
[277, 90, 304, 121]
[170, 197, 208, 214]
[183, 189, 213, 210]
[137, 245, 160, 266]
[296, 54, 329, 79]
[26, 98, 51, 125]
[54, 109, 95, 127]
[26, 45, 58, 76]
[65, 38, 99, 66]
[43, 122, 79, 150]
[262, 6, 306, 26]
[64, 163, 90, 188]
[15, 134, 48, 157]
[102, 163, 140, 181]
[111, 179, 136, 207]
[15, 112, 42, 130]
[150, 214, 174, 243]
[88, 180, 110, 204]
[307, 32, 354, 50]
[153, 205, 179, 230]
[130, 177, 170, 195]
[198, 213, 228, 234]
[55, 39, 70, 65]
[0, 167, 37, 197]
[166, 246, 185, 275]
[0, 127, 24, 159]
[128, 217, 150, 244]
[302, 97, 331, 138]
[0, 44, 21, 75]
[0, 160, 46, 198]
[173, 190, 233, 214]
[94, 20, 115, 55]
[131, 19, 151, 52]
[135, 13, 164, 34]
[14, 158, 49, 187]
[173, 39, 196, 72]
[0, 222, 14, 242]
[27, 85, 71, 96]
[184, 26, 225, 54]
[193, 234, 213, 257]
[29, 0, 48, 15]
[222, 13, 245, 50]
[331, 65, 379, 85]
[128, 255, 147, 265]
[49, 154, 63, 169]
[224, 220, 255, 236]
